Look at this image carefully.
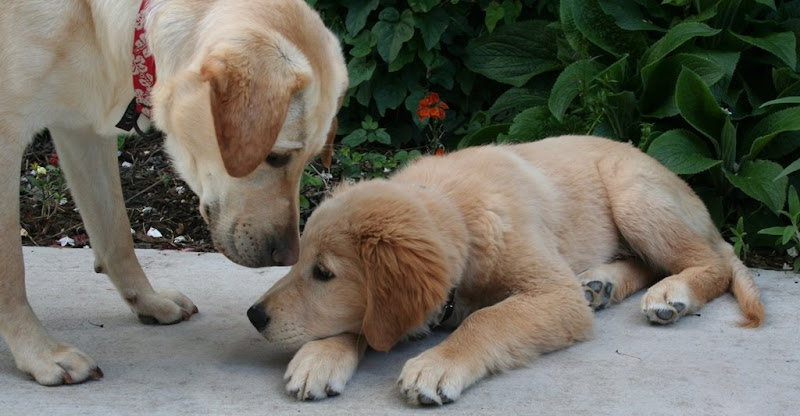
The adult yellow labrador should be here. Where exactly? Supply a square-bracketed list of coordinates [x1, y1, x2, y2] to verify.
[248, 135, 765, 405]
[0, 0, 347, 385]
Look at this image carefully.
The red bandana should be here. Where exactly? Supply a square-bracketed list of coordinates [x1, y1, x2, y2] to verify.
[132, 0, 155, 119]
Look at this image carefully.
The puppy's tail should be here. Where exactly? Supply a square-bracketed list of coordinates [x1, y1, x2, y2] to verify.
[729, 254, 765, 328]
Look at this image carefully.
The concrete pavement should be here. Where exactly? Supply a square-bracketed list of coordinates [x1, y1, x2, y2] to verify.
[0, 247, 797, 415]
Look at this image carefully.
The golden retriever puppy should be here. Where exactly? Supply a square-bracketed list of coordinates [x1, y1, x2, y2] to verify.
[248, 135, 765, 405]
[0, 0, 347, 385]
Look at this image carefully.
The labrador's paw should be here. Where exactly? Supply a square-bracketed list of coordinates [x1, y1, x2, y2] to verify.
[129, 288, 198, 325]
[17, 341, 103, 386]
[285, 336, 360, 401]
[642, 279, 695, 325]
[398, 350, 472, 406]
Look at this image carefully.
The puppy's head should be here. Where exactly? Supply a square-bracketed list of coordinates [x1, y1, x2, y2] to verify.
[152, 6, 347, 267]
[248, 181, 452, 352]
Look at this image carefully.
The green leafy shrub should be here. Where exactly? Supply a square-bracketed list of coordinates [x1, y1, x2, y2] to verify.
[309, 0, 800, 258]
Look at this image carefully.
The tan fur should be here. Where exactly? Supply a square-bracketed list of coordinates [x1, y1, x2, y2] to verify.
[0, 0, 347, 385]
[250, 135, 765, 404]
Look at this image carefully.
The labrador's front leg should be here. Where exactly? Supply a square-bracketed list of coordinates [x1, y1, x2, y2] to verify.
[51, 127, 197, 324]
[398, 284, 593, 405]
[285, 333, 367, 400]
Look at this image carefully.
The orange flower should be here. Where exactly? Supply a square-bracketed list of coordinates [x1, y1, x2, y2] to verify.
[435, 148, 445, 156]
[417, 92, 449, 123]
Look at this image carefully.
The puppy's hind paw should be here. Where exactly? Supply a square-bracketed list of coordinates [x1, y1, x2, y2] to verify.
[642, 279, 694, 325]
[581, 280, 613, 310]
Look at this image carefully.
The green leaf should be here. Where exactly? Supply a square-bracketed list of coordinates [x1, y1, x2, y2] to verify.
[789, 186, 800, 218]
[372, 8, 415, 63]
[347, 31, 375, 58]
[464, 20, 560, 87]
[428, 55, 457, 90]
[646, 130, 721, 174]
[725, 160, 788, 214]
[752, 0, 776, 10]
[596, 0, 664, 32]
[372, 128, 392, 145]
[641, 53, 726, 118]
[488, 88, 548, 117]
[758, 226, 789, 236]
[560, 0, 590, 55]
[458, 124, 511, 149]
[571, 0, 647, 56]
[485, 2, 504, 32]
[721, 118, 736, 172]
[675, 67, 726, 151]
[343, 0, 380, 36]
[499, 106, 563, 144]
[373, 77, 407, 116]
[642, 22, 720, 66]
[783, 226, 795, 245]
[548, 59, 604, 122]
[408, 0, 440, 13]
[743, 106, 800, 162]
[775, 157, 800, 180]
[346, 57, 376, 89]
[760, 96, 800, 108]
[730, 31, 797, 69]
[414, 8, 449, 50]
[341, 129, 368, 147]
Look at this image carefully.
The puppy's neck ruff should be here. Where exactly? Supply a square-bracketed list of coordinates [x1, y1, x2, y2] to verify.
[115, 0, 160, 139]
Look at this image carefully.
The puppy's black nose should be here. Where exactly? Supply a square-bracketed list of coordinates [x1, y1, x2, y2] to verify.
[247, 304, 270, 331]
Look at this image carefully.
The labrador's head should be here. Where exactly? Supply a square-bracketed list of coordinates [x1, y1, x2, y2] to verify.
[151, 1, 347, 267]
[247, 181, 453, 352]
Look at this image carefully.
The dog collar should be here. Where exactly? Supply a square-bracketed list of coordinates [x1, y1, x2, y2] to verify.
[116, 0, 161, 139]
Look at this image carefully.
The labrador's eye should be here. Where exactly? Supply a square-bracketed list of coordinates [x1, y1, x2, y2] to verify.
[312, 264, 335, 281]
[265, 153, 291, 168]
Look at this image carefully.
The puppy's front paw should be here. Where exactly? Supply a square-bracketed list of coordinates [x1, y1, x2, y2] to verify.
[398, 350, 471, 406]
[129, 289, 197, 325]
[17, 341, 103, 386]
[284, 336, 361, 401]
[642, 279, 694, 325]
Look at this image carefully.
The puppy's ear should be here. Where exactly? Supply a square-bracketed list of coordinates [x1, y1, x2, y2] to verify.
[358, 212, 451, 352]
[202, 51, 308, 178]
[320, 117, 337, 168]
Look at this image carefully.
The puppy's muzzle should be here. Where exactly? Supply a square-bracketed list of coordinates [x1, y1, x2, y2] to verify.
[247, 304, 270, 332]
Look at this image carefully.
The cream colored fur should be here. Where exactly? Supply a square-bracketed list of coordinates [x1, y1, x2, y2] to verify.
[0, 0, 347, 385]
[250, 135, 765, 405]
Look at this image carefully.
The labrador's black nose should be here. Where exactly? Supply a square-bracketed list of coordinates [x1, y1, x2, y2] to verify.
[247, 304, 270, 331]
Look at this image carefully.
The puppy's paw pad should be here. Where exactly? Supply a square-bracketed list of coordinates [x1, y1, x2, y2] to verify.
[642, 280, 693, 325]
[644, 301, 688, 325]
[581, 280, 614, 310]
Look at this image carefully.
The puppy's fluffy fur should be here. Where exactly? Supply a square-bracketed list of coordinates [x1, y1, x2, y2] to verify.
[251, 135, 764, 405]
[0, 0, 346, 385]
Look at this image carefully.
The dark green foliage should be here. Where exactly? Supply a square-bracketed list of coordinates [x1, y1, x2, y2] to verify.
[308, 0, 800, 256]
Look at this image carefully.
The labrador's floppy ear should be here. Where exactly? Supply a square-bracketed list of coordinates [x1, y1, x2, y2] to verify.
[202, 46, 308, 178]
[356, 198, 451, 352]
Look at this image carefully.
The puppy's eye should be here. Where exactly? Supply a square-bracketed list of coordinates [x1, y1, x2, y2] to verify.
[265, 153, 291, 168]
[312, 265, 335, 281]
